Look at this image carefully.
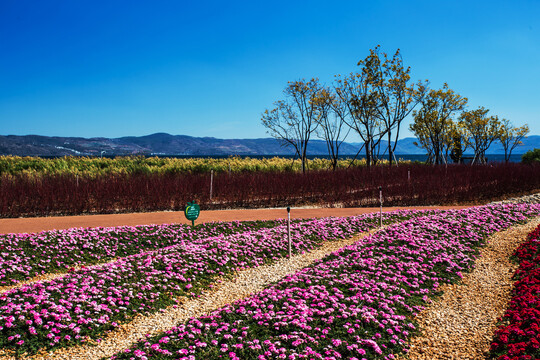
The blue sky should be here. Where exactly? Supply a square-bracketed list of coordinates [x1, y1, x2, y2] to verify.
[0, 0, 538, 140]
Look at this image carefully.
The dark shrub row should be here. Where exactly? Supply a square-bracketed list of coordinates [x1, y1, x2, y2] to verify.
[0, 163, 539, 217]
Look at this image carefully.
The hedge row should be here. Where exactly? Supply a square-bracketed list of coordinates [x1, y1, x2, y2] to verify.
[1, 163, 539, 217]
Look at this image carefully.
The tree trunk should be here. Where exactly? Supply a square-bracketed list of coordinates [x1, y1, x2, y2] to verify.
[388, 131, 393, 166]
[365, 140, 371, 168]
[301, 146, 308, 174]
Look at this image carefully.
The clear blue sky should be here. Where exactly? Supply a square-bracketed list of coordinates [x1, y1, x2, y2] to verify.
[1, 0, 539, 140]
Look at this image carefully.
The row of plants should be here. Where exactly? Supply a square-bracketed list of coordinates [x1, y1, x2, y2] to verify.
[0, 156, 374, 176]
[489, 223, 540, 359]
[105, 204, 540, 360]
[0, 219, 295, 285]
[0, 210, 423, 355]
[1, 162, 539, 218]
[2, 150, 537, 178]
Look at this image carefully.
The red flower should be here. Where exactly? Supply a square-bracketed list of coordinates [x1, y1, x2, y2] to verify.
[490, 224, 540, 359]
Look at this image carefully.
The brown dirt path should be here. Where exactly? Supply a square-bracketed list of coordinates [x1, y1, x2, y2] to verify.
[0, 206, 470, 235]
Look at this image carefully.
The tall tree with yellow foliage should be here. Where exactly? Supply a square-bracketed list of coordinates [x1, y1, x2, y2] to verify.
[458, 107, 502, 164]
[409, 84, 468, 164]
[366, 46, 428, 165]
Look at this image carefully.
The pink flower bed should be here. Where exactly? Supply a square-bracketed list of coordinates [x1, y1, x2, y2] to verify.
[108, 204, 540, 360]
[0, 210, 423, 355]
[0, 220, 285, 285]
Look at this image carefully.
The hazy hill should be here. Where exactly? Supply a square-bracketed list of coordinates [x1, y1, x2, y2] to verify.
[0, 133, 538, 157]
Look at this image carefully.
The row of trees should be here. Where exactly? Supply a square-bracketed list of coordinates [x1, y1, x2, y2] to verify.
[261, 46, 529, 171]
[410, 84, 529, 165]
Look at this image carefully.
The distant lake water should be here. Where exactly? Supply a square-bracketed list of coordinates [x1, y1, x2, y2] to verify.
[248, 154, 524, 163]
[43, 154, 525, 163]
[144, 154, 525, 163]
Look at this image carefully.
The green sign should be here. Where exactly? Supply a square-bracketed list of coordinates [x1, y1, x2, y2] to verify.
[184, 201, 200, 225]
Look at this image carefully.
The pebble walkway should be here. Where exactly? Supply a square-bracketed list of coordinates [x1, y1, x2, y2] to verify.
[403, 217, 540, 360]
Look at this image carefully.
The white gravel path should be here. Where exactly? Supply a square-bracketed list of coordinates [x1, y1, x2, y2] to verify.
[403, 217, 540, 360]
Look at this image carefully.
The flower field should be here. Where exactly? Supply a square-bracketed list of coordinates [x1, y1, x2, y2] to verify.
[99, 204, 540, 360]
[0, 210, 423, 356]
[489, 223, 540, 359]
[0, 219, 289, 285]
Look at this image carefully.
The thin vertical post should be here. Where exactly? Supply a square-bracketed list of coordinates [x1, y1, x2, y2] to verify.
[210, 170, 213, 201]
[379, 186, 383, 228]
[407, 169, 410, 182]
[287, 206, 291, 258]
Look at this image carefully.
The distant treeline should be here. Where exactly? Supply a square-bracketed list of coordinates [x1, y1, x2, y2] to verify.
[261, 46, 531, 171]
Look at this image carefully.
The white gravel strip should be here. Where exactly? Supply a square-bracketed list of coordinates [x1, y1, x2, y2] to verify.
[403, 217, 540, 360]
[491, 191, 540, 204]
[4, 230, 378, 360]
[0, 273, 69, 296]
[0, 259, 118, 296]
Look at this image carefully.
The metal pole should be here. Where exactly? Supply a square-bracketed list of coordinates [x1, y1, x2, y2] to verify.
[379, 186, 383, 228]
[287, 206, 291, 258]
[210, 170, 213, 200]
[408, 169, 410, 182]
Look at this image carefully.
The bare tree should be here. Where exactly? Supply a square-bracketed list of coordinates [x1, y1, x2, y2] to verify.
[314, 87, 351, 171]
[334, 70, 384, 168]
[499, 119, 529, 163]
[261, 78, 322, 173]
[366, 46, 428, 165]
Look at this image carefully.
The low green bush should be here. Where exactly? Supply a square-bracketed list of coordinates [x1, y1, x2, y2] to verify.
[521, 148, 540, 164]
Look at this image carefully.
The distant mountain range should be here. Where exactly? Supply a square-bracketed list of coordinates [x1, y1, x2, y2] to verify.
[0, 133, 538, 157]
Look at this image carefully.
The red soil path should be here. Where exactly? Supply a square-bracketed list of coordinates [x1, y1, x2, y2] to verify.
[0, 205, 471, 235]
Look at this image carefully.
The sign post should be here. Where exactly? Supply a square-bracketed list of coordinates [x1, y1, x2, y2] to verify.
[287, 206, 291, 258]
[184, 201, 201, 226]
[379, 186, 383, 228]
